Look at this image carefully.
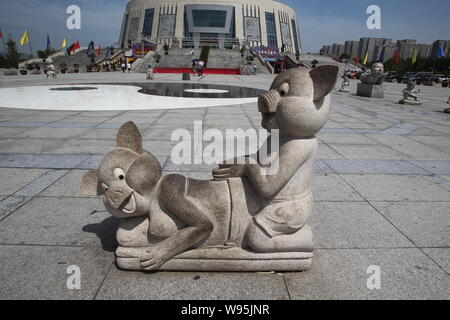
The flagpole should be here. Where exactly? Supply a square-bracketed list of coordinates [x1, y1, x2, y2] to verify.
[1, 36, 8, 68]
[27, 29, 33, 57]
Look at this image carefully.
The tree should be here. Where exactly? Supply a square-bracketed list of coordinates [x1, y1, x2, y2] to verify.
[5, 38, 21, 68]
[339, 53, 350, 61]
[37, 48, 57, 59]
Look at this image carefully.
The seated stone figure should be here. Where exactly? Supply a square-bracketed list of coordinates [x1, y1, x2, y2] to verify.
[357, 62, 387, 98]
[81, 66, 339, 272]
[360, 62, 387, 85]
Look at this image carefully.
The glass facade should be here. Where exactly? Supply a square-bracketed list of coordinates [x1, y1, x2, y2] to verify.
[142, 9, 154, 37]
[265, 12, 278, 48]
[192, 10, 227, 28]
[291, 19, 300, 54]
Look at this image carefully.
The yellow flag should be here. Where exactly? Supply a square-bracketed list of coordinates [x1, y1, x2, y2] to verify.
[363, 51, 369, 65]
[412, 49, 417, 64]
[61, 38, 67, 48]
[20, 29, 30, 46]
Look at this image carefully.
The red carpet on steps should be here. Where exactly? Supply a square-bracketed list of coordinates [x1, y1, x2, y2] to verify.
[154, 67, 240, 75]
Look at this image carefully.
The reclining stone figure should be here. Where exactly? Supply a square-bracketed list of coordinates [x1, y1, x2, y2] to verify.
[81, 66, 339, 272]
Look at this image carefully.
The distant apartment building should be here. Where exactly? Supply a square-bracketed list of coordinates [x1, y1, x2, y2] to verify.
[397, 40, 417, 60]
[416, 44, 432, 58]
[431, 40, 450, 58]
[332, 43, 345, 57]
[344, 40, 359, 59]
[358, 38, 392, 62]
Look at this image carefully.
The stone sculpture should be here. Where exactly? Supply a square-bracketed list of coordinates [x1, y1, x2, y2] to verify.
[357, 62, 387, 98]
[146, 63, 154, 80]
[44, 58, 57, 79]
[81, 66, 339, 272]
[339, 74, 350, 92]
[399, 80, 422, 105]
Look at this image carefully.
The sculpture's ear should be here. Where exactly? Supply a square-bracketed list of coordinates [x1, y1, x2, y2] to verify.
[81, 170, 100, 196]
[310, 65, 339, 101]
[116, 121, 142, 154]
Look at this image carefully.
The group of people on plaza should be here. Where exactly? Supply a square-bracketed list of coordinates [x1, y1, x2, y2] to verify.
[191, 59, 205, 76]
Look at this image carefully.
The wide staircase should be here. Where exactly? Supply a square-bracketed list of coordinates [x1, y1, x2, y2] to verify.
[154, 47, 272, 74]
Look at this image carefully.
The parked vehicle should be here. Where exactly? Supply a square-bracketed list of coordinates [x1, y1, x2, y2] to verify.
[345, 69, 363, 79]
[386, 71, 401, 82]
[416, 73, 444, 85]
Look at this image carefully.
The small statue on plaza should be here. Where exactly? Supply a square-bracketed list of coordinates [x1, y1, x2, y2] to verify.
[357, 62, 387, 98]
[399, 80, 422, 105]
[146, 63, 154, 80]
[339, 74, 350, 92]
[444, 96, 450, 114]
[81, 66, 339, 272]
[44, 58, 57, 79]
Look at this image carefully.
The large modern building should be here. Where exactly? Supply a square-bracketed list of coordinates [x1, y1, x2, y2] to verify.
[119, 0, 302, 54]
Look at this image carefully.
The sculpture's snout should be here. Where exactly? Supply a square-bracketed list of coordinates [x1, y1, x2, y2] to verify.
[105, 186, 133, 209]
[258, 90, 280, 114]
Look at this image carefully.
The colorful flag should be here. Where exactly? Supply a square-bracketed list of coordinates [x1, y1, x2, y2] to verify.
[355, 55, 359, 64]
[0, 29, 3, 39]
[438, 45, 446, 58]
[61, 38, 67, 49]
[71, 40, 80, 52]
[395, 48, 399, 65]
[20, 29, 30, 46]
[363, 51, 369, 65]
[412, 49, 417, 64]
[379, 47, 385, 63]
[46, 34, 51, 51]
[97, 45, 102, 57]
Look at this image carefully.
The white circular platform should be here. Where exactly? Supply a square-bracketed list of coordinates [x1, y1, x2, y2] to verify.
[0, 85, 257, 111]
[183, 88, 229, 94]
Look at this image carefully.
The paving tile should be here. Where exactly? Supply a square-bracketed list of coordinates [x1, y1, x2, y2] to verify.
[0, 127, 32, 137]
[48, 139, 116, 155]
[324, 160, 429, 175]
[0, 245, 113, 300]
[318, 134, 378, 145]
[313, 175, 364, 201]
[312, 202, 413, 248]
[284, 248, 450, 300]
[0, 197, 118, 248]
[408, 161, 450, 175]
[316, 144, 345, 159]
[40, 170, 95, 198]
[341, 174, 450, 201]
[422, 249, 450, 273]
[0, 138, 65, 153]
[367, 135, 450, 160]
[0, 196, 32, 221]
[96, 267, 289, 300]
[14, 170, 68, 197]
[16, 127, 88, 139]
[328, 144, 410, 160]
[0, 168, 49, 195]
[0, 153, 90, 169]
[371, 202, 450, 247]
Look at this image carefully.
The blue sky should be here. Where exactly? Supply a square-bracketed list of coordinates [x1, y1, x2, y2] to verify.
[1, 0, 449, 54]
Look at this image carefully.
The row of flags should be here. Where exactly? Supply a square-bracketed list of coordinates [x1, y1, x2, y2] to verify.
[1, 28, 105, 57]
[355, 45, 447, 66]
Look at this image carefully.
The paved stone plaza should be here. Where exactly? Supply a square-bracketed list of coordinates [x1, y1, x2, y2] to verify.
[0, 72, 449, 300]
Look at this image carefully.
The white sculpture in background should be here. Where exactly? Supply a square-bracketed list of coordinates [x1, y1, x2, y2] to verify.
[399, 80, 422, 105]
[45, 58, 57, 79]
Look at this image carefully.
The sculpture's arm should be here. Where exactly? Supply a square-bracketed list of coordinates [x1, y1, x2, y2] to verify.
[214, 139, 316, 199]
[244, 148, 310, 199]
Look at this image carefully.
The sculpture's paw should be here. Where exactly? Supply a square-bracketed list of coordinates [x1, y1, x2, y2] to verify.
[139, 248, 171, 271]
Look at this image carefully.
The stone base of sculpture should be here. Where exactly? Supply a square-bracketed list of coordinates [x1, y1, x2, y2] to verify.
[357, 83, 384, 98]
[116, 248, 312, 271]
[399, 99, 422, 105]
